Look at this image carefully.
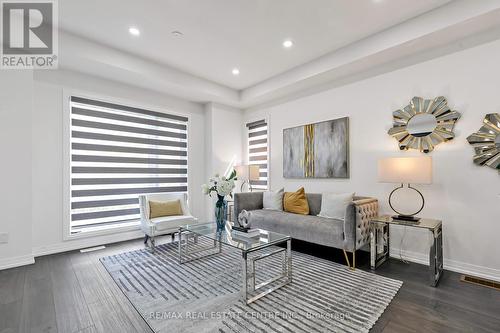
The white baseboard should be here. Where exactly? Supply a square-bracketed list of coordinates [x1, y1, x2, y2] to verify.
[0, 254, 35, 270]
[390, 248, 500, 282]
[32, 229, 145, 257]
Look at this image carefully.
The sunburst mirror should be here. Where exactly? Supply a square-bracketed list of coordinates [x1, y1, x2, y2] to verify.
[466, 113, 500, 173]
[388, 96, 461, 153]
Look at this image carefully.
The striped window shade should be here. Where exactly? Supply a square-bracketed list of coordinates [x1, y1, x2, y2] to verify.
[70, 96, 188, 233]
[247, 119, 268, 190]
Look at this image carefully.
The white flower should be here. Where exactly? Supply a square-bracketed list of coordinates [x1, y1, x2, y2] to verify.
[203, 173, 236, 197]
[215, 178, 235, 196]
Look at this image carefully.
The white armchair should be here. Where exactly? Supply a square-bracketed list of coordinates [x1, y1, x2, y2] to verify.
[139, 193, 197, 251]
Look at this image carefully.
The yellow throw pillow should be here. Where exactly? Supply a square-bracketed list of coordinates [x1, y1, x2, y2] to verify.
[149, 199, 183, 218]
[283, 187, 309, 215]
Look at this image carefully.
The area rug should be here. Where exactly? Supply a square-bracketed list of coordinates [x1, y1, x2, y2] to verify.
[100, 241, 402, 333]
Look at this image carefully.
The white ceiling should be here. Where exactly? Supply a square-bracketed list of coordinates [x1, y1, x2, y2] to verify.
[59, 0, 452, 90]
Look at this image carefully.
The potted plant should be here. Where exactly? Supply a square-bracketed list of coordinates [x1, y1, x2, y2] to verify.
[202, 169, 237, 231]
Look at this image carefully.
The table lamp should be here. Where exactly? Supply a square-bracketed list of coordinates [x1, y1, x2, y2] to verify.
[378, 157, 432, 222]
[234, 164, 260, 192]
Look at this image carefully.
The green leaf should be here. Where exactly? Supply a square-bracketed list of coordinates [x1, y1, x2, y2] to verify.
[228, 169, 237, 180]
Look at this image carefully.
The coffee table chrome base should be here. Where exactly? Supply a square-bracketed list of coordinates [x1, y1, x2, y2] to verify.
[177, 229, 221, 264]
[178, 228, 292, 304]
[242, 239, 292, 304]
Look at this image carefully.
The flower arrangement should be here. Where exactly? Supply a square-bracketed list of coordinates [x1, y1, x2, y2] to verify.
[201, 169, 237, 198]
[202, 169, 237, 231]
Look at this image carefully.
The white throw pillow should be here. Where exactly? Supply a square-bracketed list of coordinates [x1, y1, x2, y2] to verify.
[263, 188, 284, 211]
[318, 192, 355, 220]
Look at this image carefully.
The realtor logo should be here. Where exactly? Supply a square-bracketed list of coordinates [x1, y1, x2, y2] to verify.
[1, 0, 58, 69]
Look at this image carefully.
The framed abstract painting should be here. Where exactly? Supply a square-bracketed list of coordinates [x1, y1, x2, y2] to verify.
[283, 117, 349, 178]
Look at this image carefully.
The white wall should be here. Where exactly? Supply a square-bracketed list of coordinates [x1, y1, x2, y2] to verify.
[30, 69, 207, 256]
[244, 39, 500, 281]
[204, 103, 243, 219]
[0, 71, 35, 269]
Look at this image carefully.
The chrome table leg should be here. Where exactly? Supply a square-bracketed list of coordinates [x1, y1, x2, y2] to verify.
[430, 225, 443, 286]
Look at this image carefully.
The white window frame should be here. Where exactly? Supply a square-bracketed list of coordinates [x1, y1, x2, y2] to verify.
[62, 89, 191, 240]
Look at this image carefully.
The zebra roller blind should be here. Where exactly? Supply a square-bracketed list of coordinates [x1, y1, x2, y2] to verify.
[70, 96, 188, 233]
[247, 119, 268, 190]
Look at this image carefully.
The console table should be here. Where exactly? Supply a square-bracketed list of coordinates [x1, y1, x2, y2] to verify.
[370, 215, 443, 287]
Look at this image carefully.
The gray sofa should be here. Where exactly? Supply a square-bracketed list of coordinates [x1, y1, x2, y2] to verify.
[234, 192, 378, 269]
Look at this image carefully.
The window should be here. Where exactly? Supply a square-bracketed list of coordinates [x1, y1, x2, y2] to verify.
[246, 119, 268, 190]
[69, 96, 188, 234]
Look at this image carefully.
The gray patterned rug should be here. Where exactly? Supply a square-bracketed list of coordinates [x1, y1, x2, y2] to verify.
[100, 240, 402, 333]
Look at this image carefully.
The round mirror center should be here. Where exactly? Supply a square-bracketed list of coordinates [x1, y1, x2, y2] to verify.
[495, 133, 500, 148]
[407, 113, 437, 137]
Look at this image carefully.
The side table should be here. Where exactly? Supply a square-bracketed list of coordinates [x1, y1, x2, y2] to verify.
[370, 215, 443, 287]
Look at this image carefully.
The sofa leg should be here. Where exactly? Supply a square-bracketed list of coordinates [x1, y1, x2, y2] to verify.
[343, 250, 356, 271]
[144, 235, 149, 244]
[171, 233, 175, 242]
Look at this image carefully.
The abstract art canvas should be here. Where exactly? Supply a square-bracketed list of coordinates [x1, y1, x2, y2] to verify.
[283, 117, 349, 178]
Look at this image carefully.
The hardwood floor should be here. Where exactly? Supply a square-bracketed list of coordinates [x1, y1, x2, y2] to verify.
[1, 236, 499, 333]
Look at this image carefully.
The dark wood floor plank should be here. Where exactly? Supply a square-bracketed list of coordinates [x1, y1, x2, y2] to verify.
[392, 288, 500, 332]
[0, 266, 26, 304]
[49, 254, 94, 333]
[365, 259, 500, 320]
[85, 241, 158, 332]
[69, 252, 115, 304]
[380, 319, 419, 333]
[75, 325, 97, 333]
[0, 266, 26, 333]
[69, 251, 148, 333]
[20, 256, 57, 333]
[0, 301, 23, 333]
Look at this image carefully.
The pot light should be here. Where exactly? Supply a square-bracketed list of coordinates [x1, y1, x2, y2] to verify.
[232, 68, 240, 75]
[128, 27, 140, 36]
[283, 39, 293, 48]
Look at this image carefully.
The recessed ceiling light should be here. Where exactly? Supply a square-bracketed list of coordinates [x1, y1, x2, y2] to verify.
[283, 39, 293, 48]
[171, 30, 183, 37]
[128, 27, 140, 36]
[232, 68, 240, 75]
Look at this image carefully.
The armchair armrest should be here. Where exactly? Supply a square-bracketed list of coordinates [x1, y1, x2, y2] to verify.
[139, 195, 155, 236]
[343, 198, 379, 251]
[234, 192, 264, 224]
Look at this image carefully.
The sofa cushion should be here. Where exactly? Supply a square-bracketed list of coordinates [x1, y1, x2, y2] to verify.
[248, 209, 345, 249]
[306, 193, 322, 216]
[149, 199, 183, 218]
[283, 187, 309, 215]
[150, 215, 196, 231]
[263, 188, 284, 211]
[318, 192, 354, 220]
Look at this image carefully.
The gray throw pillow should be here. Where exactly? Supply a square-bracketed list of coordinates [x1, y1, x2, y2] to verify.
[263, 188, 284, 211]
[318, 192, 354, 220]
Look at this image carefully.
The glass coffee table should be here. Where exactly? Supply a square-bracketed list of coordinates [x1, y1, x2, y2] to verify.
[177, 222, 292, 304]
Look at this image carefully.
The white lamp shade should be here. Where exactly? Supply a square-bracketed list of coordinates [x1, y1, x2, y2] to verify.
[235, 165, 260, 181]
[234, 165, 248, 179]
[248, 165, 260, 181]
[378, 157, 432, 184]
